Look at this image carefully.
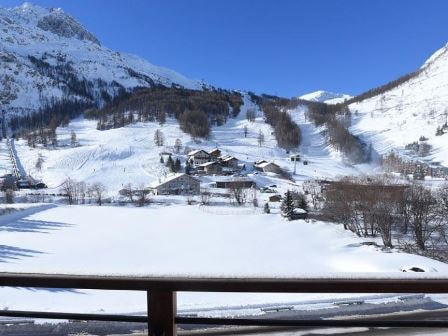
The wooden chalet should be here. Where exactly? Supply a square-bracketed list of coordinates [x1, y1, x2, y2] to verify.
[197, 161, 222, 175]
[254, 161, 281, 173]
[215, 177, 256, 189]
[151, 173, 200, 195]
[209, 148, 222, 160]
[187, 149, 211, 167]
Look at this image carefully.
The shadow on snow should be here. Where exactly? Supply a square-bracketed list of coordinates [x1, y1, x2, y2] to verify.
[0, 218, 72, 234]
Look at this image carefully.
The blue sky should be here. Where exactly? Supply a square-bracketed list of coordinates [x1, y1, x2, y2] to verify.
[3, 0, 448, 97]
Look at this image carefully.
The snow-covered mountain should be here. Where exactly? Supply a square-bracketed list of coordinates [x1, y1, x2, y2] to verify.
[0, 2, 203, 117]
[349, 43, 448, 167]
[299, 90, 352, 104]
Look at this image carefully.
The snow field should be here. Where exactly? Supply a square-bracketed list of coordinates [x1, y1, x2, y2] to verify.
[1, 204, 448, 314]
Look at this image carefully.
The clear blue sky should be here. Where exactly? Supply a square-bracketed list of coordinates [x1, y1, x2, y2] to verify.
[4, 0, 448, 97]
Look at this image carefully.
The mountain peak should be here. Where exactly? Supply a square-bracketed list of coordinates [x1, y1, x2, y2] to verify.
[0, 2, 202, 115]
[37, 9, 101, 45]
[6, 2, 100, 45]
[299, 90, 352, 104]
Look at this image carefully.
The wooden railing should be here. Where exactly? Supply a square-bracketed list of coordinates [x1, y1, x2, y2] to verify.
[2, 272, 448, 335]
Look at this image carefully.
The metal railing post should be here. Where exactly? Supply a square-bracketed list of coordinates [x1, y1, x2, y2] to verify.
[147, 290, 177, 336]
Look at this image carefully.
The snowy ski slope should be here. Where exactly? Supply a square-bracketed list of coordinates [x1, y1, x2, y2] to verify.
[349, 44, 448, 167]
[11, 95, 376, 193]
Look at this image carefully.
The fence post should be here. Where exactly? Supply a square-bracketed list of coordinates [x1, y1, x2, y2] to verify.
[147, 290, 177, 336]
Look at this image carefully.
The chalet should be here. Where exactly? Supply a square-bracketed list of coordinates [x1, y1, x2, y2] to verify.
[269, 194, 282, 202]
[17, 178, 31, 189]
[198, 161, 222, 175]
[215, 177, 256, 189]
[290, 154, 301, 162]
[254, 161, 281, 173]
[187, 149, 211, 167]
[219, 155, 239, 169]
[0, 174, 17, 191]
[151, 173, 200, 195]
[209, 148, 221, 160]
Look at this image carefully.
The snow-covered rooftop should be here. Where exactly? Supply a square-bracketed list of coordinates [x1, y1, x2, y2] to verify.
[188, 149, 209, 156]
[150, 173, 196, 188]
[199, 161, 219, 167]
[255, 161, 279, 168]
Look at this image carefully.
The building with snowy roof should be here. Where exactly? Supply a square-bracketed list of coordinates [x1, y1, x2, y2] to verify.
[187, 149, 211, 167]
[150, 173, 200, 195]
[254, 161, 281, 173]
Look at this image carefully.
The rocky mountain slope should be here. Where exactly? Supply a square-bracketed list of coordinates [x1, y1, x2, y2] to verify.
[0, 3, 203, 117]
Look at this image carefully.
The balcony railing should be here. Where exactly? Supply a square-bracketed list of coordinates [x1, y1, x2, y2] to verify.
[1, 272, 448, 335]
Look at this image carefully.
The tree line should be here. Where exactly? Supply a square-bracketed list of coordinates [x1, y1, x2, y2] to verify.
[249, 93, 302, 150]
[85, 86, 243, 139]
[320, 176, 448, 258]
[61, 178, 107, 206]
[306, 102, 367, 163]
[344, 69, 422, 105]
[10, 98, 93, 136]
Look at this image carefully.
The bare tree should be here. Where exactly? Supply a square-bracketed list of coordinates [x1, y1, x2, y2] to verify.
[35, 153, 44, 172]
[435, 184, 448, 246]
[136, 185, 150, 207]
[257, 129, 265, 147]
[70, 131, 77, 147]
[121, 183, 134, 203]
[437, 183, 448, 216]
[251, 187, 258, 207]
[61, 178, 78, 205]
[4, 189, 15, 204]
[154, 129, 165, 147]
[76, 181, 87, 204]
[228, 184, 247, 206]
[303, 180, 321, 210]
[371, 201, 395, 248]
[200, 188, 211, 205]
[405, 183, 437, 250]
[246, 108, 256, 122]
[89, 182, 107, 206]
[174, 138, 182, 153]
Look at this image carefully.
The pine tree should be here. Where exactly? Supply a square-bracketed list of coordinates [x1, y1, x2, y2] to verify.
[167, 156, 175, 172]
[157, 109, 166, 125]
[297, 194, 308, 211]
[281, 190, 294, 220]
[160, 156, 164, 164]
[154, 129, 164, 146]
[263, 202, 270, 214]
[291, 191, 309, 211]
[175, 158, 181, 172]
[185, 161, 191, 175]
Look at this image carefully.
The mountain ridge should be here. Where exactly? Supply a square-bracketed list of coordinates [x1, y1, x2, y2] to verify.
[0, 2, 204, 117]
[299, 90, 352, 104]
